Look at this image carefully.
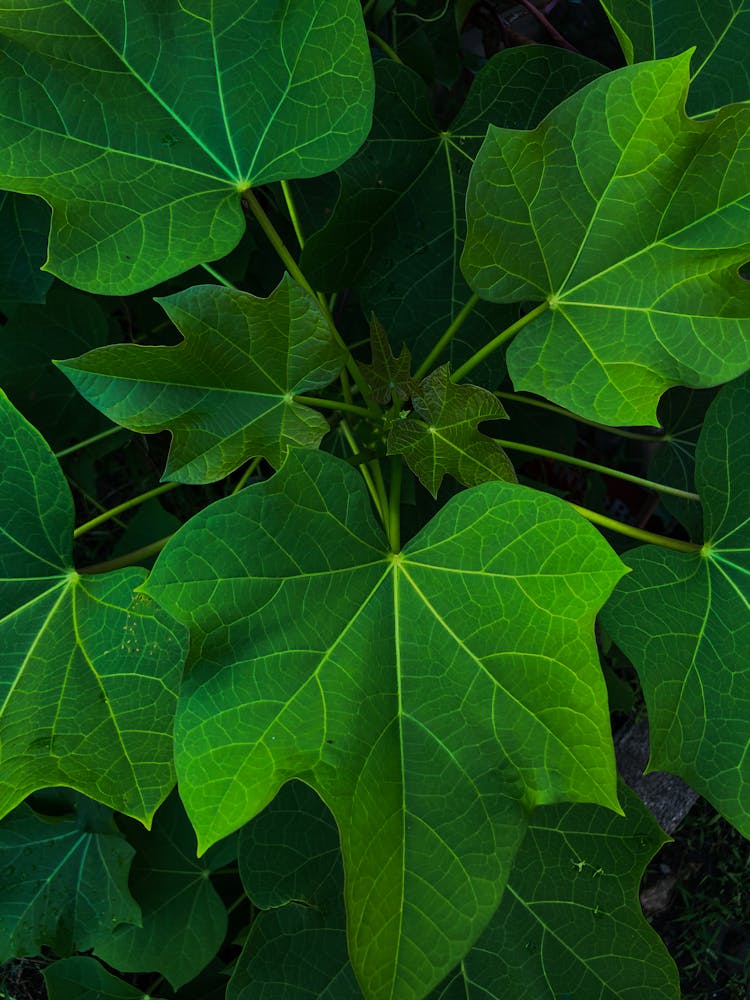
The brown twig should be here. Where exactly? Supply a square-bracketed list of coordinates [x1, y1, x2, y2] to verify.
[516, 0, 581, 53]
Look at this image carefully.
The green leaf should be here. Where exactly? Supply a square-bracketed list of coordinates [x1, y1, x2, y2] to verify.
[0, 794, 140, 960]
[44, 956, 161, 1000]
[430, 782, 679, 999]
[57, 277, 346, 483]
[0, 390, 185, 823]
[94, 792, 228, 990]
[145, 449, 623, 1000]
[0, 1, 374, 294]
[301, 49, 604, 376]
[387, 366, 516, 496]
[361, 315, 416, 406]
[601, 0, 750, 116]
[0, 192, 53, 315]
[462, 54, 750, 426]
[602, 372, 750, 835]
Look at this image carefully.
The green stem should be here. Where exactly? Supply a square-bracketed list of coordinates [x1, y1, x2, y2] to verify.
[281, 179, 306, 249]
[294, 394, 372, 419]
[80, 534, 173, 574]
[495, 438, 700, 501]
[227, 893, 249, 916]
[340, 419, 387, 525]
[367, 28, 404, 63]
[232, 456, 263, 494]
[415, 293, 480, 379]
[201, 262, 236, 288]
[388, 455, 402, 551]
[54, 425, 125, 459]
[495, 390, 665, 441]
[451, 301, 549, 383]
[73, 482, 181, 539]
[242, 190, 377, 410]
[568, 502, 702, 553]
[362, 0, 378, 16]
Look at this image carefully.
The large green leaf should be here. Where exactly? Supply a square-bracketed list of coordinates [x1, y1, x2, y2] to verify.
[602, 373, 750, 835]
[58, 277, 345, 483]
[0, 391, 185, 823]
[95, 792, 229, 990]
[300, 49, 603, 374]
[601, 0, 750, 116]
[462, 54, 750, 426]
[0, 793, 140, 960]
[44, 956, 164, 1000]
[0, 1, 373, 294]
[0, 192, 53, 314]
[146, 449, 623, 1000]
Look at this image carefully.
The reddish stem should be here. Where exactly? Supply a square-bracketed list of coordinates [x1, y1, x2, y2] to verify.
[516, 0, 580, 53]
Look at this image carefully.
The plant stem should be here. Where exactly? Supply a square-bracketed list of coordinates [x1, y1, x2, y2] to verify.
[568, 502, 702, 553]
[339, 419, 388, 525]
[367, 29, 404, 63]
[54, 425, 125, 459]
[227, 893, 249, 916]
[80, 534, 174, 574]
[281, 179, 306, 249]
[362, 0, 378, 16]
[294, 394, 372, 419]
[494, 390, 665, 441]
[232, 456, 263, 494]
[242, 190, 377, 410]
[388, 455, 402, 551]
[516, 0, 580, 52]
[201, 262, 236, 288]
[73, 482, 181, 539]
[415, 293, 481, 379]
[451, 301, 549, 383]
[495, 438, 700, 501]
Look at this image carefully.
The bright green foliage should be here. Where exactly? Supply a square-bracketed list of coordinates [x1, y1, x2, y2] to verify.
[146, 448, 623, 1000]
[301, 50, 603, 372]
[44, 956, 161, 1000]
[601, 0, 750, 115]
[361, 315, 416, 405]
[462, 54, 750, 426]
[0, 391, 185, 823]
[388, 365, 515, 495]
[0, 0, 374, 293]
[0, 192, 52, 314]
[0, 794, 140, 960]
[94, 793, 230, 989]
[602, 374, 750, 835]
[57, 277, 345, 483]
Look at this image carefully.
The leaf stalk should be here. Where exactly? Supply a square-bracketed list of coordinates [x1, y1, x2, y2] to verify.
[451, 300, 549, 383]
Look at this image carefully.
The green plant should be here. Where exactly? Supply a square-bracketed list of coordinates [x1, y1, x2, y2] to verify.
[0, 2, 749, 998]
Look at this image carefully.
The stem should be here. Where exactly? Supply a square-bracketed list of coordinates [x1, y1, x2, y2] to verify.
[415, 293, 480, 379]
[367, 29, 404, 63]
[494, 438, 700, 501]
[80, 533, 173, 574]
[516, 0, 580, 52]
[242, 190, 377, 410]
[568, 502, 702, 553]
[54, 425, 125, 459]
[388, 455, 402, 551]
[201, 262, 236, 288]
[339, 419, 387, 525]
[281, 179, 306, 249]
[451, 301, 549, 383]
[362, 0, 378, 16]
[494, 390, 665, 442]
[73, 482, 181, 539]
[227, 893, 249, 916]
[294, 394, 372, 419]
[232, 456, 263, 494]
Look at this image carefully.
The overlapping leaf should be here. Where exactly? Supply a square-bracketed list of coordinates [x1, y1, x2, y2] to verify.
[388, 366, 515, 495]
[0, 793, 140, 960]
[44, 956, 165, 1000]
[462, 54, 750, 426]
[361, 315, 416, 406]
[0, 391, 185, 823]
[0, 192, 52, 315]
[0, 1, 374, 293]
[602, 373, 750, 835]
[601, 0, 750, 115]
[301, 49, 603, 374]
[58, 277, 345, 483]
[146, 448, 623, 1000]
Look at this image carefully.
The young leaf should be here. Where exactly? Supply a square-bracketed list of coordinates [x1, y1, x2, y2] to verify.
[145, 449, 624, 1000]
[44, 956, 165, 1000]
[0, 794, 140, 961]
[602, 372, 750, 836]
[462, 54, 750, 426]
[0, 391, 185, 824]
[387, 365, 516, 496]
[57, 277, 346, 483]
[0, 192, 52, 315]
[601, 0, 750, 116]
[0, 1, 374, 294]
[301, 49, 603, 375]
[361, 315, 416, 405]
[94, 792, 229, 990]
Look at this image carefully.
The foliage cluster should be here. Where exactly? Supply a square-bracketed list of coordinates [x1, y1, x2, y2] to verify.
[1, 2, 750, 998]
